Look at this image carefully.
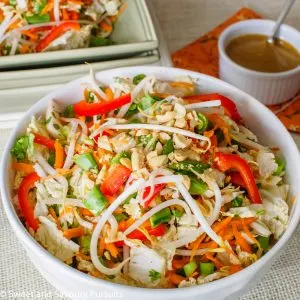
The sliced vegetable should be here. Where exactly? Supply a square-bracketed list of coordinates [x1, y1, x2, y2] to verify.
[137, 94, 161, 113]
[229, 171, 247, 189]
[47, 151, 55, 167]
[25, 13, 50, 24]
[133, 74, 146, 85]
[150, 207, 172, 228]
[63, 227, 85, 239]
[169, 160, 210, 175]
[113, 213, 128, 222]
[231, 196, 243, 207]
[74, 93, 131, 116]
[36, 21, 81, 52]
[11, 135, 32, 161]
[81, 235, 91, 252]
[54, 140, 64, 169]
[115, 224, 166, 247]
[183, 261, 198, 277]
[162, 139, 174, 155]
[215, 152, 262, 204]
[189, 177, 208, 195]
[184, 93, 241, 122]
[63, 105, 75, 118]
[89, 36, 114, 47]
[149, 269, 161, 282]
[33, 0, 47, 14]
[12, 162, 34, 174]
[200, 262, 215, 276]
[110, 151, 131, 165]
[171, 208, 184, 220]
[73, 153, 98, 171]
[143, 183, 166, 207]
[195, 113, 209, 134]
[34, 134, 55, 150]
[273, 157, 285, 176]
[124, 103, 138, 117]
[18, 172, 40, 230]
[84, 186, 108, 215]
[101, 164, 131, 196]
[257, 236, 269, 250]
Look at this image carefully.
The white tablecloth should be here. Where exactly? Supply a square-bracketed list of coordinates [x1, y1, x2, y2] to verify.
[1, 1, 300, 299]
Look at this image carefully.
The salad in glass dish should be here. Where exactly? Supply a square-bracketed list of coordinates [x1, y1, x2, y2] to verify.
[10, 70, 289, 288]
[0, 0, 125, 55]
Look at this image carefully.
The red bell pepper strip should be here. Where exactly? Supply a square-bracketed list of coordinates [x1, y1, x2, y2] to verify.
[184, 93, 241, 122]
[29, 25, 53, 33]
[101, 164, 131, 196]
[215, 152, 262, 204]
[114, 224, 166, 247]
[18, 172, 40, 231]
[74, 93, 131, 117]
[229, 171, 247, 189]
[34, 134, 55, 150]
[142, 183, 166, 207]
[36, 21, 80, 52]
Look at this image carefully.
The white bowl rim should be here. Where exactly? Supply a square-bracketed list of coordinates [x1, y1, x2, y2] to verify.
[218, 19, 300, 78]
[1, 66, 300, 296]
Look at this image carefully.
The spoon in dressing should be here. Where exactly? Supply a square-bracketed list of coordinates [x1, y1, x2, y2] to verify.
[267, 0, 297, 44]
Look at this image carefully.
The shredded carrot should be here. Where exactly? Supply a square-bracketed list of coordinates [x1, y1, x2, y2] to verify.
[100, 113, 107, 125]
[22, 30, 38, 41]
[105, 243, 119, 258]
[167, 272, 186, 286]
[41, 2, 54, 14]
[151, 92, 171, 99]
[12, 162, 34, 174]
[172, 257, 190, 269]
[79, 207, 94, 217]
[62, 8, 70, 20]
[48, 207, 62, 230]
[54, 140, 64, 169]
[231, 217, 256, 227]
[204, 217, 233, 242]
[63, 227, 85, 239]
[169, 81, 194, 89]
[232, 223, 252, 253]
[99, 21, 113, 33]
[104, 87, 114, 101]
[207, 113, 231, 145]
[105, 194, 117, 204]
[242, 219, 259, 245]
[189, 233, 206, 261]
[229, 264, 242, 274]
[205, 253, 223, 270]
[118, 218, 135, 232]
[8, 19, 21, 30]
[213, 216, 233, 233]
[78, 115, 86, 122]
[98, 236, 106, 256]
[19, 44, 31, 54]
[198, 241, 218, 249]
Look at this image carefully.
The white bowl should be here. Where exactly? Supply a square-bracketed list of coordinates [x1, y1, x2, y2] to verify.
[218, 19, 300, 105]
[1, 66, 300, 300]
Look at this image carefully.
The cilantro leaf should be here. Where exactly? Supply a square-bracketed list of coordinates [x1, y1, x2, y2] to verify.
[149, 269, 161, 282]
[11, 135, 32, 161]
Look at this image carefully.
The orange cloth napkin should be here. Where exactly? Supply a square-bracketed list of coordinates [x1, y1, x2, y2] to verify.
[172, 7, 300, 133]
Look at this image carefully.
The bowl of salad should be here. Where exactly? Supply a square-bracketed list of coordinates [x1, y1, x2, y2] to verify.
[0, 0, 158, 69]
[1, 66, 300, 300]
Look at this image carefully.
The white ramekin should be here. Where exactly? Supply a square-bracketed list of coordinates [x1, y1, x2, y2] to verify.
[1, 66, 300, 300]
[219, 19, 300, 105]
